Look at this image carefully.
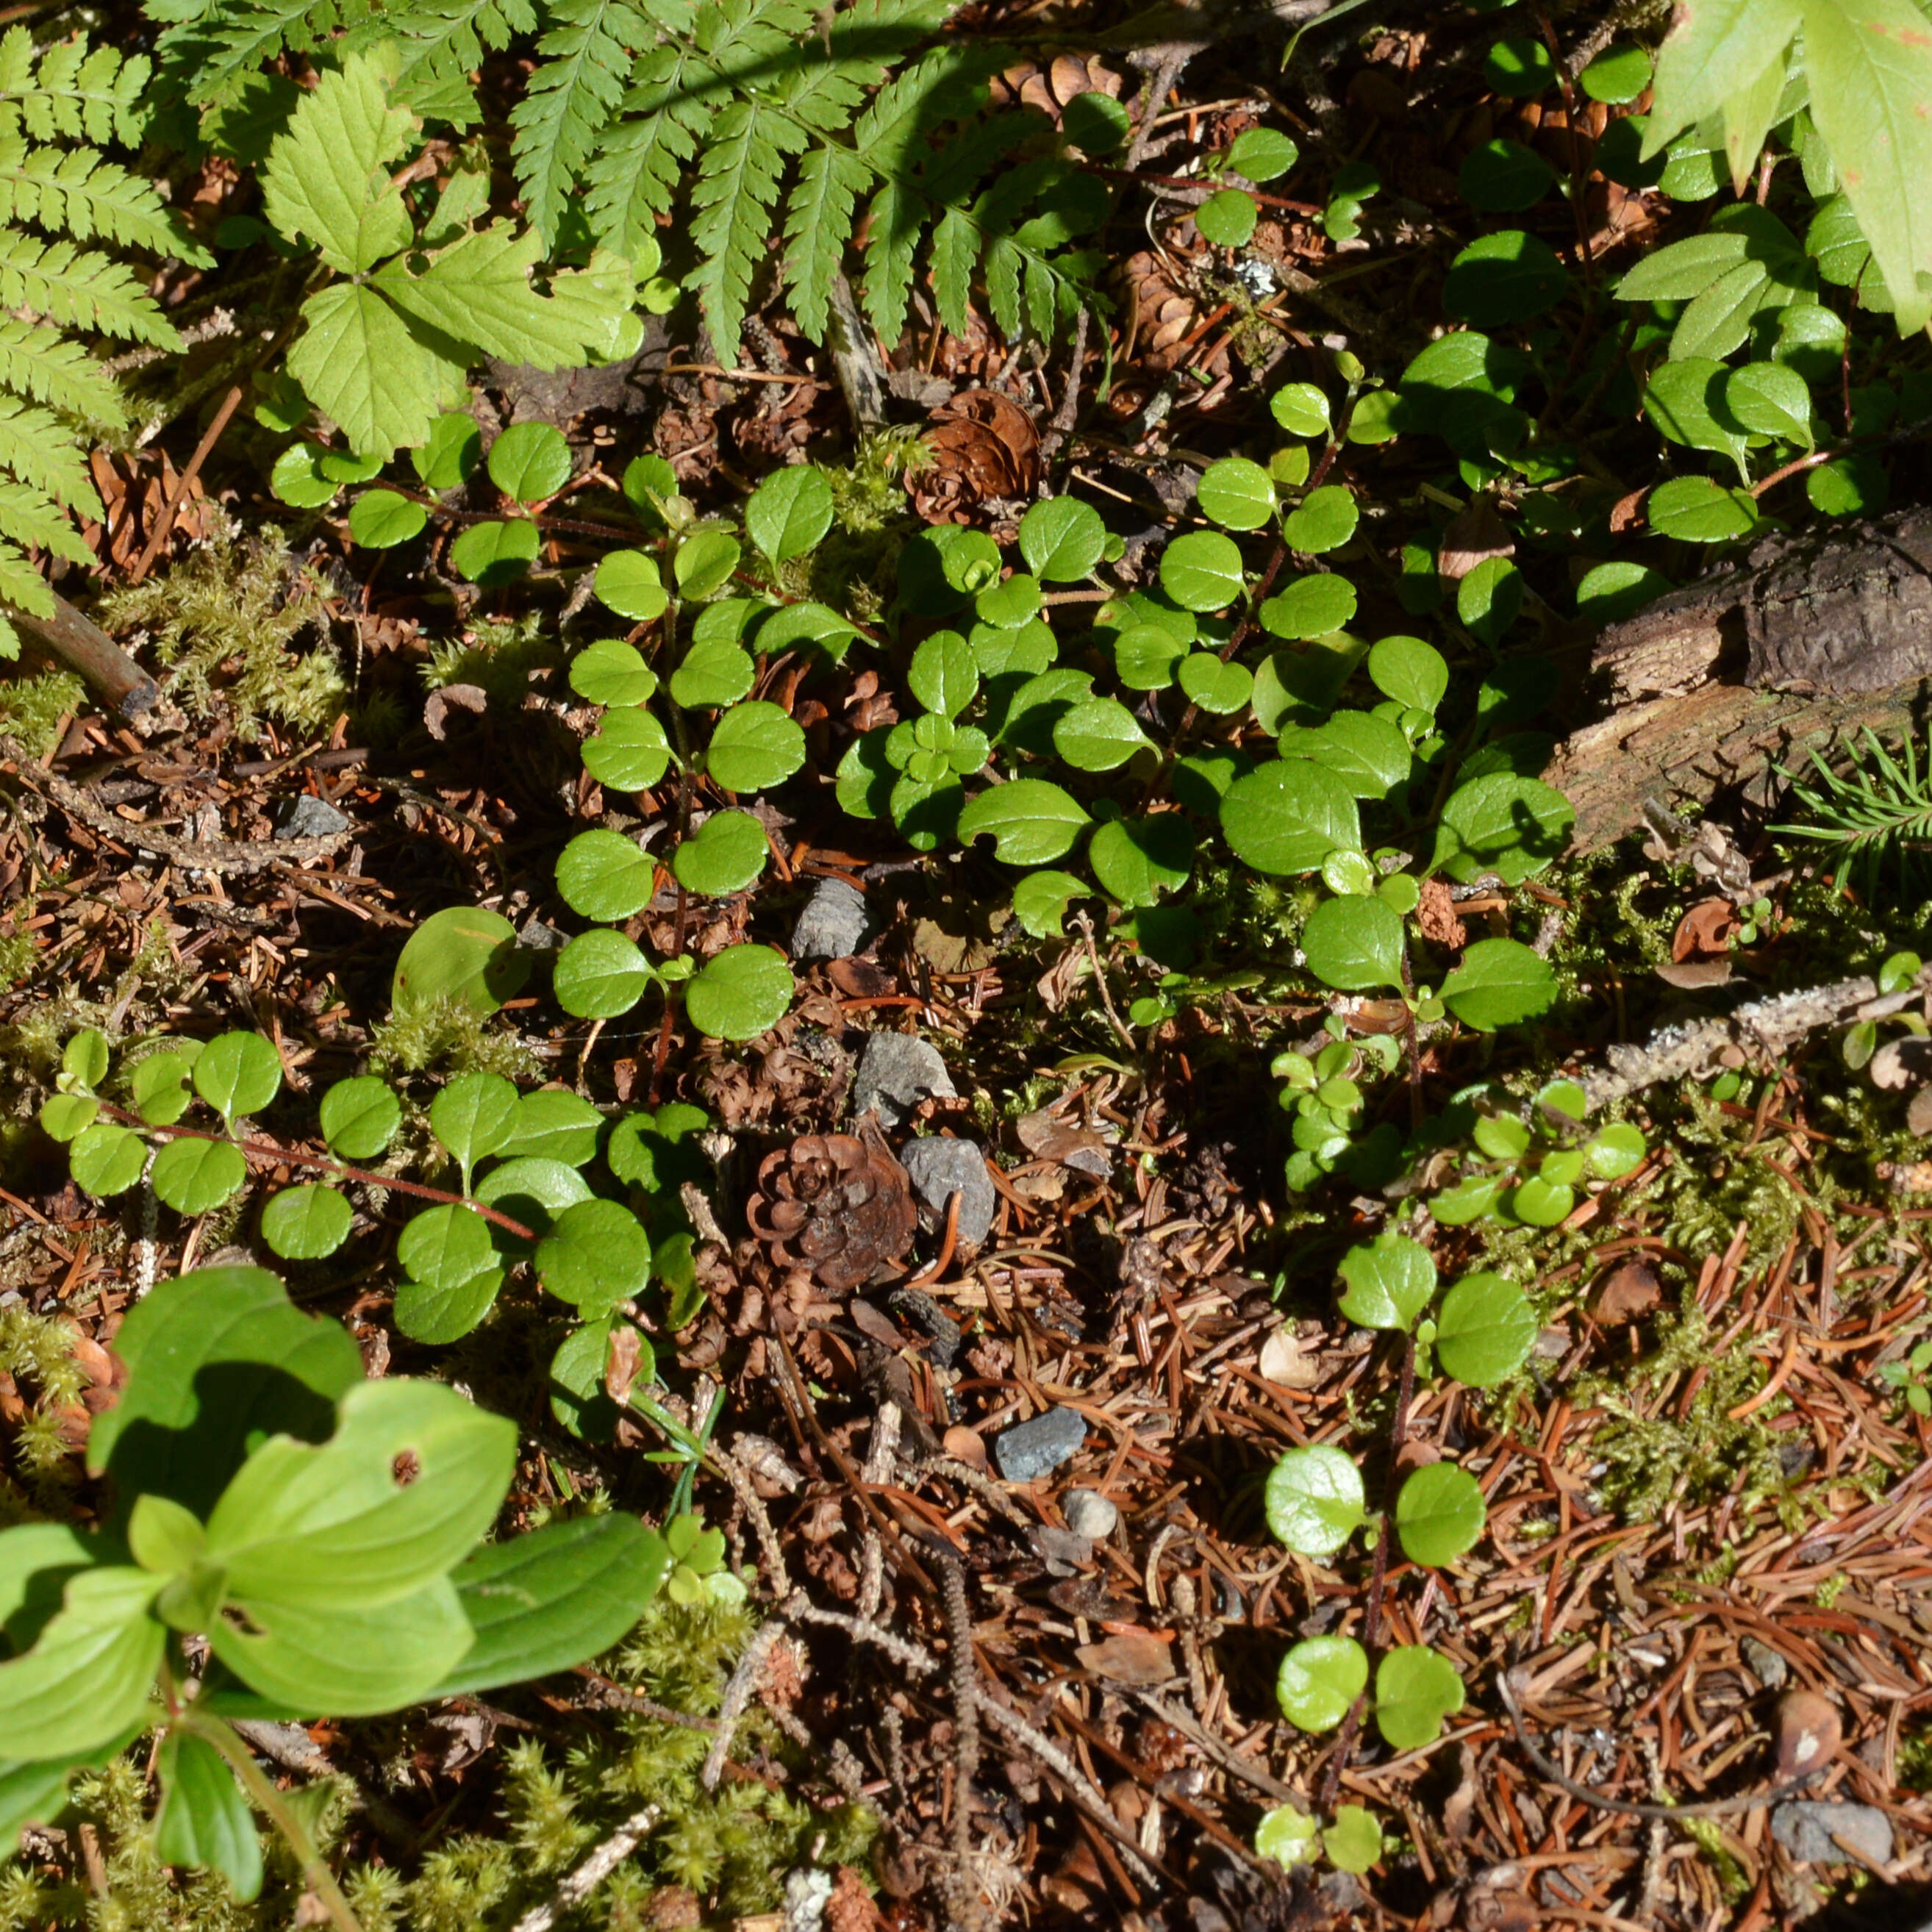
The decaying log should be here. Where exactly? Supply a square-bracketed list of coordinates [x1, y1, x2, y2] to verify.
[1548, 508, 1932, 850]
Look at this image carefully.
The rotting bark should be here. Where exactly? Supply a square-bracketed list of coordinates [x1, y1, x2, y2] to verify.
[1548, 508, 1932, 849]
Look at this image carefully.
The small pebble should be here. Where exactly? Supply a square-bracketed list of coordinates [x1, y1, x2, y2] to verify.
[1770, 1800, 1894, 1867]
[852, 1031, 956, 1128]
[900, 1136, 995, 1248]
[790, 876, 870, 961]
[1742, 1637, 1789, 1691]
[995, 1406, 1087, 1484]
[276, 793, 350, 840]
[518, 915, 566, 952]
[1062, 1489, 1117, 1541]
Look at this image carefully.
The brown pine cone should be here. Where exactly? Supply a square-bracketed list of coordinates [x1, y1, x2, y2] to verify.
[909, 388, 1040, 525]
[745, 1123, 916, 1294]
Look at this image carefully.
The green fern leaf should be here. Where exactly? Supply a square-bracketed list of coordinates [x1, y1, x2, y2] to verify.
[378, 0, 540, 125]
[0, 32, 151, 146]
[190, 0, 380, 107]
[982, 230, 1020, 338]
[0, 396, 101, 517]
[0, 479, 93, 565]
[512, 0, 645, 246]
[771, 0, 948, 129]
[783, 143, 867, 340]
[0, 318, 126, 427]
[582, 47, 703, 255]
[688, 99, 804, 357]
[0, 536, 54, 622]
[0, 231, 180, 346]
[0, 136, 198, 258]
[927, 204, 976, 336]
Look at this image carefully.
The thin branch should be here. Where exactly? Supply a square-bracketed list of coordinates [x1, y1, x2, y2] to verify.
[509, 1804, 662, 1932]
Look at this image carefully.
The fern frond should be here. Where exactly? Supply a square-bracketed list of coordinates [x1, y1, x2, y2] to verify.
[1775, 726, 1932, 898]
[0, 133, 193, 257]
[512, 0, 648, 246]
[0, 30, 151, 146]
[0, 534, 54, 620]
[770, 0, 948, 130]
[0, 478, 93, 564]
[187, 0, 380, 107]
[0, 317, 126, 427]
[582, 46, 704, 256]
[689, 98, 805, 356]
[376, 0, 540, 125]
[0, 231, 182, 347]
[783, 143, 867, 340]
[0, 396, 100, 518]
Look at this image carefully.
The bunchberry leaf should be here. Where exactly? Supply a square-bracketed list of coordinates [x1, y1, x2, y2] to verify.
[0, 1562, 163, 1759]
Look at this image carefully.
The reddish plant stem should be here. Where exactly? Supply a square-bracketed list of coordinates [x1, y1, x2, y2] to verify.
[93, 1101, 538, 1242]
[1315, 1330, 1417, 1814]
[1076, 158, 1322, 215]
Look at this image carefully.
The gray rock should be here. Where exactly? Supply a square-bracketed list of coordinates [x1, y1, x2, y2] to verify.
[790, 876, 870, 961]
[1062, 1489, 1117, 1541]
[276, 793, 350, 840]
[518, 915, 566, 951]
[1743, 1637, 1789, 1690]
[995, 1406, 1087, 1484]
[900, 1136, 995, 1248]
[1771, 1801, 1895, 1867]
[1029, 1525, 1092, 1574]
[851, 1031, 955, 1128]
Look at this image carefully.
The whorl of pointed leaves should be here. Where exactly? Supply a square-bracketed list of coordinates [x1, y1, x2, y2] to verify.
[151, 0, 1099, 362]
[0, 28, 204, 655]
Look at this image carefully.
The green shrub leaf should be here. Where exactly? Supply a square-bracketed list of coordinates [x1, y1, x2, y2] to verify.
[1395, 1462, 1488, 1567]
[1264, 1446, 1365, 1558]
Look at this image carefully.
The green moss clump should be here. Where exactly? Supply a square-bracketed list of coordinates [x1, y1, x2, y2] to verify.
[421, 613, 559, 710]
[0, 669, 85, 757]
[100, 537, 346, 742]
[365, 995, 543, 1083]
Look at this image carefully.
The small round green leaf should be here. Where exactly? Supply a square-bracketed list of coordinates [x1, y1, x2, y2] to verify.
[1576, 562, 1672, 626]
[1337, 1230, 1435, 1333]
[570, 639, 658, 706]
[1367, 635, 1448, 712]
[70, 1123, 147, 1197]
[1725, 362, 1814, 447]
[1053, 697, 1150, 771]
[1395, 1462, 1486, 1567]
[448, 518, 540, 586]
[1278, 714, 1413, 800]
[1270, 382, 1331, 439]
[684, 943, 794, 1040]
[673, 529, 743, 601]
[1196, 457, 1275, 531]
[909, 631, 978, 718]
[1062, 90, 1131, 154]
[1647, 476, 1760, 544]
[553, 929, 654, 1019]
[269, 442, 338, 508]
[1195, 187, 1257, 247]
[1433, 773, 1574, 884]
[1160, 531, 1246, 612]
[1444, 229, 1568, 326]
[1435, 1272, 1536, 1387]
[412, 411, 481, 489]
[1586, 1122, 1645, 1179]
[1484, 35, 1553, 96]
[1579, 43, 1650, 104]
[1300, 895, 1405, 992]
[393, 1265, 504, 1345]
[1115, 623, 1190, 691]
[151, 1136, 247, 1215]
[535, 1198, 652, 1315]
[132, 1051, 197, 1128]
[1264, 1445, 1365, 1559]
[1439, 937, 1558, 1032]
[1323, 1806, 1384, 1875]
[1228, 126, 1298, 181]
[347, 490, 427, 548]
[1282, 484, 1358, 553]
[556, 827, 656, 923]
[1255, 1805, 1320, 1868]
[193, 1034, 281, 1122]
[1220, 759, 1361, 876]
[430, 1071, 519, 1176]
[487, 422, 570, 504]
[745, 465, 834, 564]
[706, 701, 806, 792]
[1088, 815, 1194, 908]
[1176, 653, 1252, 714]
[1259, 572, 1356, 638]
[957, 779, 1091, 865]
[1012, 867, 1090, 938]
[474, 1157, 593, 1242]
[670, 636, 755, 709]
[1375, 1645, 1464, 1750]
[501, 1090, 606, 1166]
[672, 809, 768, 895]
[260, 1184, 352, 1261]
[1510, 1175, 1574, 1226]
[1276, 1634, 1368, 1733]
[595, 549, 670, 621]
[392, 906, 528, 1016]
[1018, 497, 1106, 582]
[582, 706, 673, 792]
[1459, 139, 1555, 211]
